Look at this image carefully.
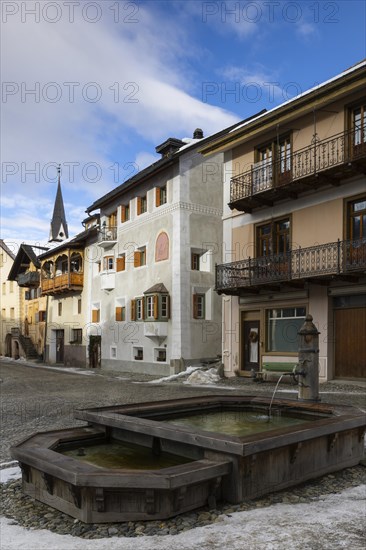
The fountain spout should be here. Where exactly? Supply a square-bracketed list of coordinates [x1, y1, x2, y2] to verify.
[297, 314, 321, 402]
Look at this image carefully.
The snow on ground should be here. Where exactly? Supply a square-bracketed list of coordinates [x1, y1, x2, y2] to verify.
[0, 466, 21, 483]
[1, 466, 365, 550]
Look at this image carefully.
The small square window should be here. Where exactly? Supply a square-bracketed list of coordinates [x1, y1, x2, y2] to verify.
[134, 347, 143, 360]
[71, 328, 82, 344]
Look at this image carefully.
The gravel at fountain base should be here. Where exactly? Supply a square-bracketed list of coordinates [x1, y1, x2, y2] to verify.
[1, 465, 365, 539]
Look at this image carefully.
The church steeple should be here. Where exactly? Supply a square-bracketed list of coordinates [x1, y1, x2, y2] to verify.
[49, 165, 69, 242]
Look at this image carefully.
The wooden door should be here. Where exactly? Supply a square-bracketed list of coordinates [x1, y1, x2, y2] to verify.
[56, 330, 64, 363]
[89, 335, 101, 368]
[334, 308, 366, 378]
[242, 320, 260, 374]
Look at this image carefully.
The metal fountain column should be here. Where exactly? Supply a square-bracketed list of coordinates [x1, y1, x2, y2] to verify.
[297, 314, 321, 402]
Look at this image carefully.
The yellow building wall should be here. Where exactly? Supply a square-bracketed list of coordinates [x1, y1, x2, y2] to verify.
[292, 199, 343, 248]
[230, 89, 365, 178]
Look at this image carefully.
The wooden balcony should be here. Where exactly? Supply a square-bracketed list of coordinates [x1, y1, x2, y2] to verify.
[215, 238, 366, 295]
[41, 272, 83, 295]
[230, 129, 366, 213]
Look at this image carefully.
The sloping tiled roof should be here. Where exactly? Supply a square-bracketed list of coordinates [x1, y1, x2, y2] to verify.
[86, 110, 266, 213]
[7, 244, 49, 280]
[143, 283, 169, 294]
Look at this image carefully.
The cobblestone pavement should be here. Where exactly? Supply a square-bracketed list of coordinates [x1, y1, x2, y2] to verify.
[1, 359, 365, 542]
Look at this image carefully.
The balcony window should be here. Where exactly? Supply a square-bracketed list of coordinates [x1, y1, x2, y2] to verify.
[253, 136, 292, 192]
[256, 218, 290, 257]
[348, 197, 366, 240]
[266, 307, 306, 353]
[352, 104, 366, 148]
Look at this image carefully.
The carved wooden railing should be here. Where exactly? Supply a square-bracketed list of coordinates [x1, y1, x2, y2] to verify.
[41, 272, 83, 293]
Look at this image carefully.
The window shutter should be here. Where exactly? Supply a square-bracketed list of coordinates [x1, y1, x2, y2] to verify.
[131, 300, 136, 321]
[137, 197, 142, 215]
[116, 256, 125, 272]
[167, 295, 171, 319]
[92, 309, 99, 323]
[134, 251, 141, 268]
[155, 187, 161, 207]
[141, 298, 145, 320]
[121, 205, 126, 223]
[193, 294, 198, 319]
[153, 295, 158, 319]
[116, 307, 123, 321]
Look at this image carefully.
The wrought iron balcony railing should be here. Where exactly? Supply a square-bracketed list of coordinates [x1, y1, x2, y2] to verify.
[215, 237, 366, 293]
[98, 226, 117, 243]
[230, 128, 366, 207]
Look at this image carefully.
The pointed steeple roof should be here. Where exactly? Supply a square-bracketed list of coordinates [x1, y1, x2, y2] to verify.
[49, 165, 69, 242]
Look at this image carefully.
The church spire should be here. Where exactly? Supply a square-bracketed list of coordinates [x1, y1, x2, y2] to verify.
[49, 165, 69, 242]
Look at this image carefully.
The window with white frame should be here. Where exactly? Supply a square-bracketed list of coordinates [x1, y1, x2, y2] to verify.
[266, 307, 306, 353]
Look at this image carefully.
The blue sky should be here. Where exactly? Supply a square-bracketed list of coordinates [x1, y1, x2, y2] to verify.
[1, 0, 365, 247]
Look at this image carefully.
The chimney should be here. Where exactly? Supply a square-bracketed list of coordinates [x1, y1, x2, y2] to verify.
[193, 128, 204, 139]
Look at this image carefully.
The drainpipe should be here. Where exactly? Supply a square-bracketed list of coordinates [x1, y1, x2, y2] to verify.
[296, 314, 320, 402]
[43, 294, 49, 363]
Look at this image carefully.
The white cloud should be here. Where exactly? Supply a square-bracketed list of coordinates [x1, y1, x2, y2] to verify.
[1, 2, 239, 242]
[221, 64, 284, 106]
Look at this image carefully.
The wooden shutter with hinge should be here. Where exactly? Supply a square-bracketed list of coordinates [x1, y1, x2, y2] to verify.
[116, 256, 125, 272]
[136, 197, 142, 215]
[155, 187, 161, 207]
[131, 300, 136, 321]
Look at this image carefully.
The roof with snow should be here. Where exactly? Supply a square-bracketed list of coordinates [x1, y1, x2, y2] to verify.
[86, 110, 265, 214]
